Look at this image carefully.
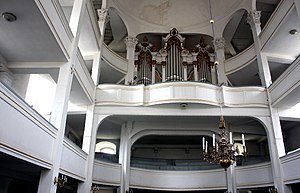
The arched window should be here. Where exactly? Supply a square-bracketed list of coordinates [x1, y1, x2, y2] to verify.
[95, 141, 116, 155]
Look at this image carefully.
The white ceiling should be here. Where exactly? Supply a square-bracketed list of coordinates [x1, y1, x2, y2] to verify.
[0, 0, 67, 62]
[263, 7, 300, 61]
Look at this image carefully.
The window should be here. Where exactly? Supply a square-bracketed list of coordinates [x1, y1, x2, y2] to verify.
[95, 141, 116, 155]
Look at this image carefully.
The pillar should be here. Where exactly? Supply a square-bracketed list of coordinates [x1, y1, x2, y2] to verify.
[269, 108, 286, 157]
[91, 8, 109, 85]
[226, 164, 237, 193]
[77, 114, 109, 193]
[152, 64, 156, 84]
[38, 62, 75, 193]
[119, 122, 132, 193]
[211, 65, 217, 85]
[125, 36, 138, 84]
[213, 38, 227, 85]
[247, 10, 272, 87]
[257, 116, 292, 193]
[193, 64, 198, 81]
[37, 0, 87, 192]
[162, 65, 166, 82]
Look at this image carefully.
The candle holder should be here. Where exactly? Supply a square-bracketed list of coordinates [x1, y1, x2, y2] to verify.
[54, 175, 67, 188]
[202, 116, 247, 169]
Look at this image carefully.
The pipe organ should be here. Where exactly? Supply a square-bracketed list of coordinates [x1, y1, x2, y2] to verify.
[134, 28, 216, 85]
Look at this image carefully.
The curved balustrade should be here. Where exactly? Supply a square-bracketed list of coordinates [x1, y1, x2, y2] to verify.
[224, 45, 256, 75]
[102, 44, 128, 74]
[92, 151, 300, 190]
[93, 160, 121, 186]
[130, 156, 270, 171]
[130, 167, 226, 190]
[281, 150, 300, 184]
[235, 162, 273, 189]
[96, 82, 267, 107]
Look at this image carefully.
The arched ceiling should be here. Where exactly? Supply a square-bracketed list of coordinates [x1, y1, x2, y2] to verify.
[112, 0, 242, 30]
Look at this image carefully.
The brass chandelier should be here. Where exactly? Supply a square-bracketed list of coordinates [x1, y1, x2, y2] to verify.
[202, 0, 247, 169]
[202, 116, 247, 169]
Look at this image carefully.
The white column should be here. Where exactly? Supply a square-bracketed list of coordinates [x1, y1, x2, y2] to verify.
[38, 63, 74, 193]
[152, 64, 156, 84]
[37, 0, 87, 193]
[226, 164, 237, 193]
[160, 53, 167, 82]
[118, 124, 126, 164]
[258, 117, 292, 193]
[247, 10, 272, 87]
[211, 65, 217, 85]
[269, 108, 286, 157]
[120, 122, 132, 193]
[97, 8, 109, 34]
[183, 65, 187, 81]
[91, 52, 101, 85]
[125, 36, 138, 84]
[77, 114, 109, 193]
[193, 64, 198, 81]
[91, 8, 109, 85]
[69, 0, 87, 36]
[162, 65, 166, 82]
[213, 38, 227, 85]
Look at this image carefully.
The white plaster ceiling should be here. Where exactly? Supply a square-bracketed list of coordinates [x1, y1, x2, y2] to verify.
[0, 0, 67, 62]
[112, 0, 242, 30]
[263, 7, 300, 62]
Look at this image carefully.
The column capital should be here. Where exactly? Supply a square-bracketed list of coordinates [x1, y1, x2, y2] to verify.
[97, 8, 109, 24]
[213, 37, 225, 50]
[247, 10, 261, 27]
[125, 36, 138, 50]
